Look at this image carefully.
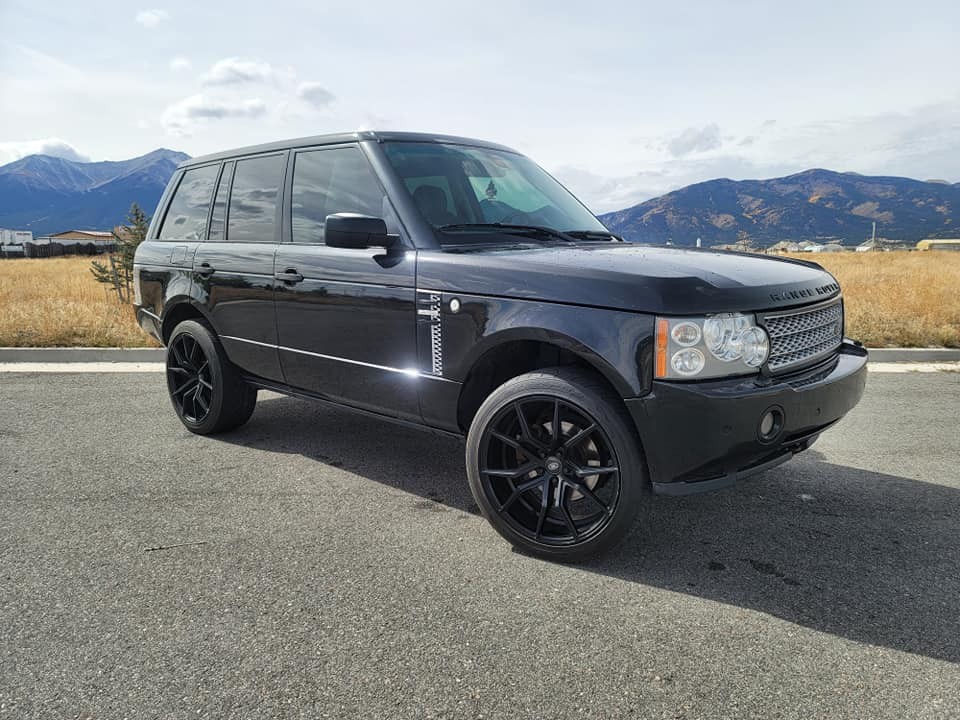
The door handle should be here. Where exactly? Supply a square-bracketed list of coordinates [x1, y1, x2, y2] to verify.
[275, 269, 304, 284]
[196, 262, 215, 277]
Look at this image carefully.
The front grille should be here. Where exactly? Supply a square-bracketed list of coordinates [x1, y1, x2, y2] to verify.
[762, 299, 843, 373]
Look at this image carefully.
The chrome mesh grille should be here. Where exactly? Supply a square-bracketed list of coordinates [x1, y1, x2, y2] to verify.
[763, 299, 843, 373]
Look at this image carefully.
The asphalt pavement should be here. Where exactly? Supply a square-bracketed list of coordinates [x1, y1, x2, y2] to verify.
[1, 370, 958, 719]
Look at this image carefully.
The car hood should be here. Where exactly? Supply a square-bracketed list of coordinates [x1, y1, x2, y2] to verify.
[415, 242, 841, 315]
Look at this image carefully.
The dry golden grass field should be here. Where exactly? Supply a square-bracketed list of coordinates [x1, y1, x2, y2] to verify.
[0, 256, 159, 347]
[784, 252, 960, 348]
[0, 252, 957, 348]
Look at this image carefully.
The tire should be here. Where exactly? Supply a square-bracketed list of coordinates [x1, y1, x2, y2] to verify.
[465, 366, 648, 562]
[165, 319, 257, 435]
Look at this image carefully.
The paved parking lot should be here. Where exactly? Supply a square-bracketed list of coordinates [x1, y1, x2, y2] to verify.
[1, 370, 959, 719]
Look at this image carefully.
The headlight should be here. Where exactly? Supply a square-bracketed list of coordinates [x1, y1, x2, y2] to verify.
[655, 313, 770, 380]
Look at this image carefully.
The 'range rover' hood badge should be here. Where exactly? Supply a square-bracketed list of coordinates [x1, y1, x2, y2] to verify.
[769, 282, 839, 303]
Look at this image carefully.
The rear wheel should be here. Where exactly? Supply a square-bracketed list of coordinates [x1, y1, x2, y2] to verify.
[466, 367, 648, 562]
[166, 319, 257, 435]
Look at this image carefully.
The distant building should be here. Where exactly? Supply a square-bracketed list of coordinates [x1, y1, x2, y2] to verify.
[917, 238, 960, 251]
[767, 241, 802, 254]
[47, 230, 115, 244]
[856, 222, 909, 251]
[810, 243, 846, 253]
[0, 228, 33, 245]
[24, 229, 117, 258]
[33, 230, 117, 248]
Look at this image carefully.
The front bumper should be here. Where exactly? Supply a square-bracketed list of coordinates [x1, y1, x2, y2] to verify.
[625, 340, 868, 495]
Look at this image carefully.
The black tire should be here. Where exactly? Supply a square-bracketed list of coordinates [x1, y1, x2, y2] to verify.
[466, 366, 648, 562]
[165, 319, 257, 435]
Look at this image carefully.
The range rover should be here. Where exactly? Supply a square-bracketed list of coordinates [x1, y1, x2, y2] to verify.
[133, 131, 867, 561]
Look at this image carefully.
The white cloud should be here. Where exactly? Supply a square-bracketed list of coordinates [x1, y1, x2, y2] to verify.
[0, 138, 90, 165]
[558, 97, 960, 214]
[202, 57, 273, 86]
[169, 56, 191, 72]
[135, 9, 169, 28]
[161, 94, 267, 136]
[667, 124, 723, 158]
[553, 166, 668, 215]
[296, 82, 335, 108]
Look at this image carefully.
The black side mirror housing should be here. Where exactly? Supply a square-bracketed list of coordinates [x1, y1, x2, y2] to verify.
[325, 213, 396, 250]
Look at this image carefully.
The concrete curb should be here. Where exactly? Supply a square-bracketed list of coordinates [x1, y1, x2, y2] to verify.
[1, 346, 959, 363]
[0, 347, 165, 362]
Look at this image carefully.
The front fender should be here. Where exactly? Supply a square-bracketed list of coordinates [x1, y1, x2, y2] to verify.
[442, 294, 655, 397]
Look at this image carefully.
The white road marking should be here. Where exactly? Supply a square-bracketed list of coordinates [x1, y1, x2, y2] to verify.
[0, 362, 165, 373]
[0, 361, 956, 374]
[867, 362, 960, 373]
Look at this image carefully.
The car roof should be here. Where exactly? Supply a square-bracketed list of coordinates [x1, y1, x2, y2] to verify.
[179, 131, 522, 168]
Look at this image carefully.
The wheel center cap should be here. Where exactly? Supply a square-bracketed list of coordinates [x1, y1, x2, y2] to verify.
[545, 457, 562, 474]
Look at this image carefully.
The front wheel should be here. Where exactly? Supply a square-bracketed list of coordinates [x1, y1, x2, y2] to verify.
[166, 319, 257, 435]
[465, 367, 648, 562]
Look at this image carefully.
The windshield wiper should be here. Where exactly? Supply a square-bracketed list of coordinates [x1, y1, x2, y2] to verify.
[564, 230, 623, 242]
[438, 223, 578, 243]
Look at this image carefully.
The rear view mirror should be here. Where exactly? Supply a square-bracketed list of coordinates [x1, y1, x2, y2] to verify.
[325, 213, 396, 249]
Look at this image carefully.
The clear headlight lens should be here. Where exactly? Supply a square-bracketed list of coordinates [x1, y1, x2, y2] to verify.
[670, 348, 706, 376]
[656, 313, 770, 380]
[670, 321, 702, 347]
[703, 313, 751, 360]
[739, 326, 770, 367]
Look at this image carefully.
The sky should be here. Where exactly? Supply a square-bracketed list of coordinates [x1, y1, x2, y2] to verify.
[1, 0, 959, 213]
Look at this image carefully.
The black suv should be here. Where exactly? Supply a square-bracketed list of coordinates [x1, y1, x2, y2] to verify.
[134, 131, 867, 560]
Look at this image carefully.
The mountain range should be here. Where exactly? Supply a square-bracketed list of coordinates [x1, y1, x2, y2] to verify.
[1, 151, 957, 246]
[599, 169, 959, 246]
[0, 149, 189, 236]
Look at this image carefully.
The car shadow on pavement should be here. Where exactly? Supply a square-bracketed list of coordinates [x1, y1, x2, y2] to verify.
[225, 396, 960, 664]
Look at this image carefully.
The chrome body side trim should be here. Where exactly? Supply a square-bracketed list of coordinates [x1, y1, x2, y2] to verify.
[220, 335, 455, 382]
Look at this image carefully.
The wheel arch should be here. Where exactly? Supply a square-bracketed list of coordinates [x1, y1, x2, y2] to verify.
[160, 299, 214, 345]
[455, 328, 634, 433]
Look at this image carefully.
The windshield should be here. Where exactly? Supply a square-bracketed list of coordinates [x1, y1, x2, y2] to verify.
[382, 142, 610, 242]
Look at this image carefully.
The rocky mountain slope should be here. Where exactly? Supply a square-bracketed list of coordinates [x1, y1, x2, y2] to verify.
[0, 149, 188, 235]
[599, 169, 959, 246]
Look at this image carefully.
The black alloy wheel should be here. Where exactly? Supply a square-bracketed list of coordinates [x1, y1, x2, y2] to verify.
[466, 367, 647, 562]
[165, 319, 258, 435]
[479, 397, 621, 545]
[167, 332, 213, 424]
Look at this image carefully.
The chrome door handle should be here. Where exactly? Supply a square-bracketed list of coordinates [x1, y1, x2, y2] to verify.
[275, 269, 304, 284]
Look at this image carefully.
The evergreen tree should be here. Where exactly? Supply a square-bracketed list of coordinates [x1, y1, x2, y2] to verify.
[91, 203, 150, 302]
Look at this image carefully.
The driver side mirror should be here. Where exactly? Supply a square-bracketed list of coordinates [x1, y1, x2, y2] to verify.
[325, 213, 397, 250]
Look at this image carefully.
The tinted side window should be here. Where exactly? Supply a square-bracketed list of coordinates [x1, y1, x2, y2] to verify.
[158, 164, 219, 241]
[207, 161, 235, 243]
[291, 147, 385, 244]
[227, 154, 286, 243]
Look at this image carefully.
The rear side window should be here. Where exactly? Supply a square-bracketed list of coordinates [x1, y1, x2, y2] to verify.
[158, 164, 219, 241]
[227, 154, 286, 243]
[291, 147, 385, 244]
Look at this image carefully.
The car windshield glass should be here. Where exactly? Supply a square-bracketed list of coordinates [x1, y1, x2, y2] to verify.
[382, 142, 610, 243]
